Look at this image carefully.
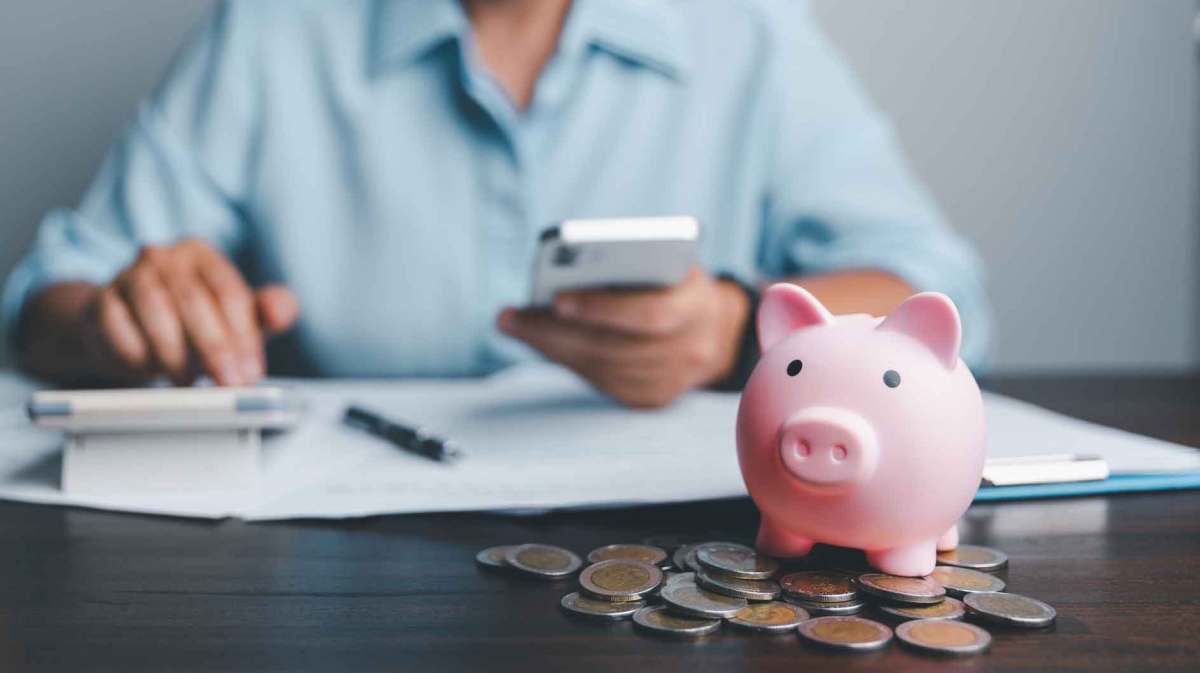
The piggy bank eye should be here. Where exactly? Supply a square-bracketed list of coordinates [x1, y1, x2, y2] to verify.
[786, 359, 803, 377]
[883, 369, 901, 388]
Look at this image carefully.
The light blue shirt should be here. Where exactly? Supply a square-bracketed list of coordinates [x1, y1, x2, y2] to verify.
[3, 0, 990, 377]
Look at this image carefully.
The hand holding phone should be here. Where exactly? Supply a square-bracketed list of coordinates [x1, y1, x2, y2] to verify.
[501, 220, 750, 408]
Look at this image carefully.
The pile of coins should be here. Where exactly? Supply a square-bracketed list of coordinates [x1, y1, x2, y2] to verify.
[477, 537, 1057, 656]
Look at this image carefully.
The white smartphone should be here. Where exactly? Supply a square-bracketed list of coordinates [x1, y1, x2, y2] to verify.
[530, 216, 699, 307]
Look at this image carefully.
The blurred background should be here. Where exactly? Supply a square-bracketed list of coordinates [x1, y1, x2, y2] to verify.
[1, 0, 1196, 373]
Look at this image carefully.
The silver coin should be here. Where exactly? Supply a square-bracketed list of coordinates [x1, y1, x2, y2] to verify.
[797, 616, 893, 651]
[696, 545, 779, 580]
[878, 596, 966, 622]
[660, 580, 747, 618]
[686, 541, 750, 574]
[579, 559, 663, 601]
[726, 601, 809, 633]
[855, 573, 945, 605]
[695, 569, 781, 601]
[780, 571, 858, 602]
[560, 592, 645, 620]
[963, 592, 1057, 628]
[930, 566, 1006, 598]
[587, 543, 668, 566]
[672, 545, 693, 573]
[895, 618, 992, 655]
[666, 571, 695, 587]
[783, 595, 866, 616]
[936, 545, 1009, 571]
[504, 544, 582, 579]
[632, 605, 721, 638]
[475, 545, 514, 568]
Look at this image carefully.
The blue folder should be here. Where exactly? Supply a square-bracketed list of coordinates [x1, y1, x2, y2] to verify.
[975, 471, 1200, 501]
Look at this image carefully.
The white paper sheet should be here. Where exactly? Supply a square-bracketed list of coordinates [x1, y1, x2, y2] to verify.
[0, 365, 1196, 520]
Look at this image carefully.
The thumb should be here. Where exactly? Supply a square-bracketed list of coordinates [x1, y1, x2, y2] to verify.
[255, 285, 300, 336]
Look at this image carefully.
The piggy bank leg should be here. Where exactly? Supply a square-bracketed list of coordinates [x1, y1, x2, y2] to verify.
[866, 539, 938, 577]
[756, 515, 815, 559]
[937, 524, 959, 551]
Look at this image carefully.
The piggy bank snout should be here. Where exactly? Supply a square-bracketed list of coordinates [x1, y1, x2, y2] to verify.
[778, 407, 879, 490]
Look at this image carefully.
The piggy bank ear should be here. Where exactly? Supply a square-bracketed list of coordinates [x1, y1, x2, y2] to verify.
[757, 284, 834, 352]
[877, 292, 962, 369]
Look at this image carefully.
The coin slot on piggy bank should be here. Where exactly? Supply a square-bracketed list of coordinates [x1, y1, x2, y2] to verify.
[735, 285, 986, 577]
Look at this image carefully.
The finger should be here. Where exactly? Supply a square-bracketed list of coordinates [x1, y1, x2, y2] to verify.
[91, 286, 152, 375]
[158, 265, 243, 386]
[196, 254, 263, 382]
[255, 285, 300, 335]
[118, 268, 190, 384]
[554, 268, 704, 336]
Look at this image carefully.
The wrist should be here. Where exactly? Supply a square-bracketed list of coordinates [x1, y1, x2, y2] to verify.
[706, 275, 757, 390]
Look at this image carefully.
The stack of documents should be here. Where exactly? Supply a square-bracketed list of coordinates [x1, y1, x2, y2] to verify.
[0, 364, 1196, 520]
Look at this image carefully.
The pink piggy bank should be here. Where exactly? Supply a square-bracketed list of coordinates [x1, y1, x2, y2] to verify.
[736, 284, 986, 577]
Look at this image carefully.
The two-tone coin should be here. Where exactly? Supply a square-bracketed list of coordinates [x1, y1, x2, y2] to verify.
[855, 573, 945, 605]
[936, 545, 1008, 571]
[475, 545, 514, 569]
[580, 559, 663, 601]
[796, 616, 893, 651]
[895, 619, 992, 655]
[505, 544, 582, 579]
[963, 592, 1056, 628]
[695, 569, 781, 601]
[660, 581, 747, 618]
[930, 566, 1006, 598]
[780, 571, 857, 603]
[587, 544, 668, 566]
[727, 602, 809, 633]
[783, 595, 866, 616]
[560, 592, 645, 620]
[632, 605, 721, 638]
[696, 545, 779, 580]
[878, 596, 966, 622]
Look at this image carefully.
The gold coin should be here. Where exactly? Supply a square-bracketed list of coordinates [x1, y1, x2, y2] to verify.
[587, 544, 668, 565]
[878, 596, 965, 622]
[632, 605, 721, 638]
[797, 616, 893, 651]
[504, 544, 582, 579]
[855, 573, 945, 604]
[780, 571, 857, 602]
[727, 602, 808, 633]
[930, 566, 1006, 597]
[936, 545, 1008, 571]
[896, 619, 991, 655]
[579, 559, 662, 600]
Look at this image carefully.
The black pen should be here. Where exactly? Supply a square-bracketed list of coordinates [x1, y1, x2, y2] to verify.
[343, 405, 461, 463]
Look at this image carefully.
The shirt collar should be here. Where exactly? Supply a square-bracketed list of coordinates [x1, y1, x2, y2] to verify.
[372, 0, 689, 80]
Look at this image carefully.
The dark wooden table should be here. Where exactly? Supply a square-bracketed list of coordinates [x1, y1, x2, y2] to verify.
[0, 374, 1197, 672]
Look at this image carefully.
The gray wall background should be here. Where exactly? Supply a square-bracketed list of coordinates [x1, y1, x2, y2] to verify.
[1, 0, 1196, 372]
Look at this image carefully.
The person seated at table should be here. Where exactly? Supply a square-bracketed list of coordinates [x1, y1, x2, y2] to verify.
[3, 0, 989, 408]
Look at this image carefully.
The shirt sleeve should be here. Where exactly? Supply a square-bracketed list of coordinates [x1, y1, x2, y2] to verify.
[756, 2, 992, 369]
[2, 1, 260, 349]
